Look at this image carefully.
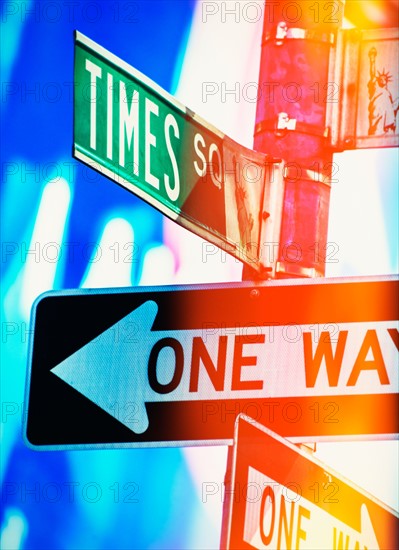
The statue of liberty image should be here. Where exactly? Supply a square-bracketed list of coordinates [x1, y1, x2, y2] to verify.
[368, 47, 399, 135]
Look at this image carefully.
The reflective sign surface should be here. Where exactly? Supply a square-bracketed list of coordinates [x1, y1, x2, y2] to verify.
[223, 416, 399, 549]
[24, 276, 398, 449]
[74, 32, 281, 269]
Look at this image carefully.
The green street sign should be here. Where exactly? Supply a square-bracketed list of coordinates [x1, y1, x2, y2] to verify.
[74, 31, 283, 269]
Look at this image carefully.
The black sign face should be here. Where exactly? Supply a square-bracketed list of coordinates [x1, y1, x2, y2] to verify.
[24, 277, 398, 450]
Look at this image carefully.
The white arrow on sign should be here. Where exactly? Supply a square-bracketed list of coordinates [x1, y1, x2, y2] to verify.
[51, 300, 268, 434]
[51, 301, 398, 435]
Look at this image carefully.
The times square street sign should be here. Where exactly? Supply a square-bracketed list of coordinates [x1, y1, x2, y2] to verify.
[74, 31, 284, 272]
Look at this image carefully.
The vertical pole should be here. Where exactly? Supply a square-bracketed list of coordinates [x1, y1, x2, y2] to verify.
[222, 4, 345, 547]
[245, 0, 344, 280]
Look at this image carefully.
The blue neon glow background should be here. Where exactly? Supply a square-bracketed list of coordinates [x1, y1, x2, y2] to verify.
[1, 2, 213, 549]
[1, 1, 398, 549]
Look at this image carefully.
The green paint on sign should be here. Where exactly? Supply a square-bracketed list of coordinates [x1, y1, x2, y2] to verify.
[74, 32, 278, 268]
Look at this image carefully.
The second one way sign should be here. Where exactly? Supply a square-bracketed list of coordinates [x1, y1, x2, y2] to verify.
[222, 416, 399, 549]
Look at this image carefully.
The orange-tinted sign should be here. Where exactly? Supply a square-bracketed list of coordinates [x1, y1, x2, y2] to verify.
[25, 276, 398, 449]
[223, 416, 399, 549]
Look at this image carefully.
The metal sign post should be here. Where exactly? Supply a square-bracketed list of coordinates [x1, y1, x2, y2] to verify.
[250, 0, 345, 280]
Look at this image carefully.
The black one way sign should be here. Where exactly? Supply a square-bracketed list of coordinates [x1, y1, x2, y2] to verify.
[24, 276, 398, 450]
